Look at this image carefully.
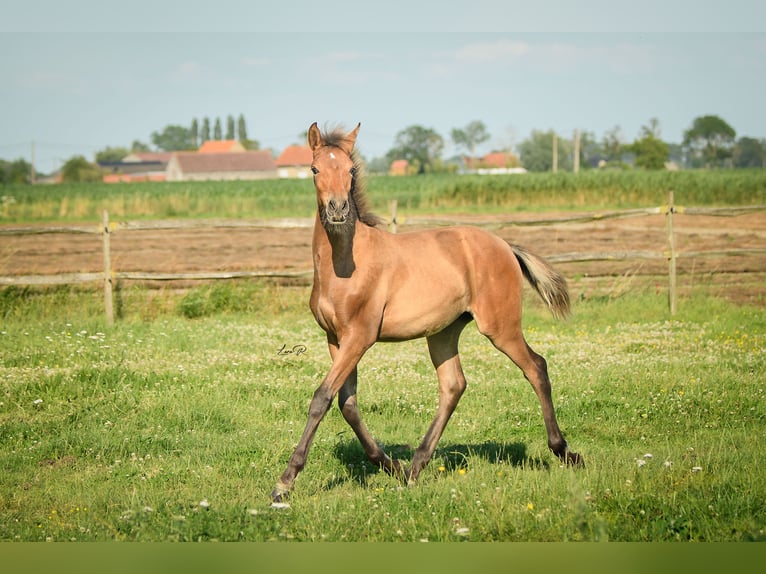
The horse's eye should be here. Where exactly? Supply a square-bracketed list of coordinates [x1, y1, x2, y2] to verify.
[311, 166, 319, 175]
[349, 166, 357, 176]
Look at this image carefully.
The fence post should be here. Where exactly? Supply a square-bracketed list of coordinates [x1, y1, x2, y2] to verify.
[102, 209, 114, 326]
[389, 200, 398, 234]
[666, 191, 677, 315]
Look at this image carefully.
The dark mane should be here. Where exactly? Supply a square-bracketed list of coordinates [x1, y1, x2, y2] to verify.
[321, 126, 383, 228]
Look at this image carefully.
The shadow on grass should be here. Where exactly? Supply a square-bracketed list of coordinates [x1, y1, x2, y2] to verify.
[326, 438, 550, 491]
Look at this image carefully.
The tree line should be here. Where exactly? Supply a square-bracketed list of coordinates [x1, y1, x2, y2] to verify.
[93, 113, 259, 164]
[374, 115, 765, 175]
[1, 113, 764, 184]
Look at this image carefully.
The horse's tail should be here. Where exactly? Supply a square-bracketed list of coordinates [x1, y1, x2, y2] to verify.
[510, 244, 571, 319]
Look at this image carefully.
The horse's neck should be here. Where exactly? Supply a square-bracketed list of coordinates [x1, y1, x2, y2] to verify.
[313, 215, 358, 279]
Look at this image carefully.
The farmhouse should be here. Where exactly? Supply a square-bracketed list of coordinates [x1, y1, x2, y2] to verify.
[101, 152, 172, 183]
[389, 159, 409, 176]
[165, 150, 277, 181]
[275, 145, 313, 179]
[463, 151, 526, 175]
[197, 140, 247, 154]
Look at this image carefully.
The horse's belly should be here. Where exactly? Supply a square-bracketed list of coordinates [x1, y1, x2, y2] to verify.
[378, 286, 468, 341]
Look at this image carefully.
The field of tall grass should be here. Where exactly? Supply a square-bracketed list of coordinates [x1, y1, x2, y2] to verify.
[1, 281, 764, 542]
[2, 169, 765, 223]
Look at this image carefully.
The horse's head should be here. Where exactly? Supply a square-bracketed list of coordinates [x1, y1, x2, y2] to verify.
[308, 122, 361, 232]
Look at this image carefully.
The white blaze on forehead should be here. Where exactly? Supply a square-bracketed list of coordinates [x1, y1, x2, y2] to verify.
[329, 152, 336, 159]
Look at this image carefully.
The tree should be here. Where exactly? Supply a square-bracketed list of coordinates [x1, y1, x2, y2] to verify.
[628, 118, 669, 170]
[577, 130, 600, 169]
[131, 140, 150, 152]
[518, 130, 571, 172]
[151, 125, 195, 151]
[733, 137, 765, 168]
[237, 114, 248, 142]
[191, 118, 199, 148]
[451, 120, 490, 160]
[95, 146, 130, 164]
[60, 156, 102, 182]
[629, 135, 669, 170]
[0, 158, 33, 184]
[601, 125, 624, 162]
[386, 125, 444, 174]
[201, 118, 211, 142]
[225, 115, 235, 140]
[213, 118, 222, 140]
[683, 115, 736, 168]
[640, 117, 662, 139]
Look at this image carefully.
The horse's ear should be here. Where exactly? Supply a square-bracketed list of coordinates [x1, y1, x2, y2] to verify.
[339, 122, 361, 154]
[308, 122, 322, 151]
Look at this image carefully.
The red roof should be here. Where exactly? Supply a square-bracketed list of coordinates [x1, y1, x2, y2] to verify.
[198, 140, 246, 154]
[171, 151, 276, 173]
[276, 145, 313, 167]
[482, 152, 517, 168]
[389, 159, 409, 175]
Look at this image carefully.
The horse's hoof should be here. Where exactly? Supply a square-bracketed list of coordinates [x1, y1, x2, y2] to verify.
[565, 451, 585, 468]
[270, 482, 291, 503]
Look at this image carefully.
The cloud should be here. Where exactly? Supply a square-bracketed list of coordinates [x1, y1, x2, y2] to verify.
[170, 60, 207, 83]
[452, 38, 530, 65]
[433, 37, 657, 77]
[534, 41, 657, 75]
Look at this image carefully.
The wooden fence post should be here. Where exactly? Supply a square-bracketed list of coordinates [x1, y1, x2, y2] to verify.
[389, 200, 398, 234]
[666, 191, 677, 315]
[102, 210, 114, 326]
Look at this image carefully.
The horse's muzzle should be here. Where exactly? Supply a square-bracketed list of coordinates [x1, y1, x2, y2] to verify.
[325, 197, 351, 225]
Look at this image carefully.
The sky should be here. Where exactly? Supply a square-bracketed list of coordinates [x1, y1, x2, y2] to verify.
[1, 1, 765, 174]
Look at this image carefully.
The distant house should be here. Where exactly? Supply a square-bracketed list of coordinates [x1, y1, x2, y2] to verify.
[197, 140, 246, 154]
[122, 152, 174, 164]
[389, 159, 409, 176]
[101, 151, 171, 183]
[463, 151, 526, 175]
[275, 145, 313, 178]
[166, 151, 277, 181]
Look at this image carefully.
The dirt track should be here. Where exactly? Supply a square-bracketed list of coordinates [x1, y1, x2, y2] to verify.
[2, 211, 765, 305]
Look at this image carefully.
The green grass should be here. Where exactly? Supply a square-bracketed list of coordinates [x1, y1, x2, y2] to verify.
[2, 169, 765, 224]
[1, 282, 764, 541]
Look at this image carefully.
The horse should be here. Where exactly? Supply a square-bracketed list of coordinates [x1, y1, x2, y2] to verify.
[270, 122, 582, 503]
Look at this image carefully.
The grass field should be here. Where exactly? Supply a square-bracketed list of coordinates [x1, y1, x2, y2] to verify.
[2, 169, 766, 223]
[1, 171, 765, 543]
[1, 282, 764, 541]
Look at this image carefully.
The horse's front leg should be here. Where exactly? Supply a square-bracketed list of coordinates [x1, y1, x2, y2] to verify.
[271, 337, 371, 503]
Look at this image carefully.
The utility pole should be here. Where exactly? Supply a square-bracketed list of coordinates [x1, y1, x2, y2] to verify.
[30, 141, 36, 184]
[573, 129, 580, 173]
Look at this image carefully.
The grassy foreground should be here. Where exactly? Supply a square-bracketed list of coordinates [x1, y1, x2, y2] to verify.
[1, 282, 764, 541]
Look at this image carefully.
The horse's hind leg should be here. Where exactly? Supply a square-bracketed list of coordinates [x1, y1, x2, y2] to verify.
[485, 326, 582, 466]
[407, 319, 470, 483]
[338, 368, 404, 477]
